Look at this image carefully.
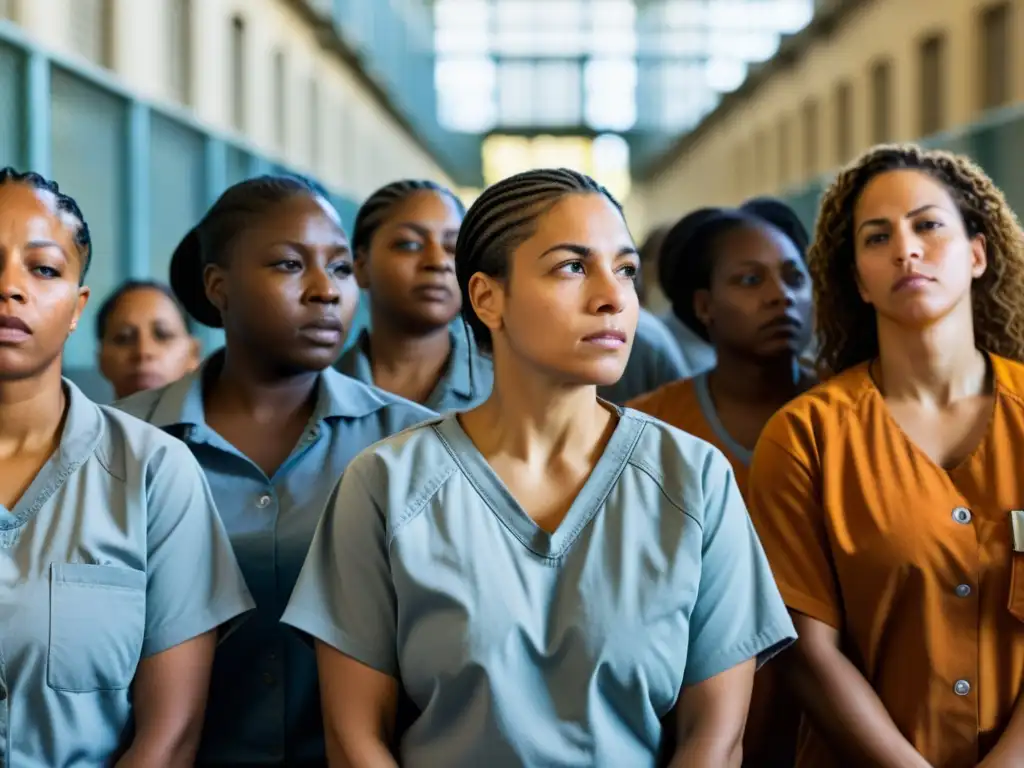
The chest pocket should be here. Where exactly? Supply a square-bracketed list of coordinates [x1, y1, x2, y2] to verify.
[47, 562, 147, 693]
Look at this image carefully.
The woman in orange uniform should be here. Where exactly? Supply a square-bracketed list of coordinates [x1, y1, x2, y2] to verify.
[629, 205, 814, 765]
[748, 144, 1024, 768]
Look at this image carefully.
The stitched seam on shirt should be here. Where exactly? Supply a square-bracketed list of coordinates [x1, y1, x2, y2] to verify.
[757, 435, 816, 480]
[430, 425, 545, 553]
[627, 456, 701, 531]
[385, 463, 459, 546]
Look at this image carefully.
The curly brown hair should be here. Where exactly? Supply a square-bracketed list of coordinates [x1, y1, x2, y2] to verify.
[811, 143, 1024, 374]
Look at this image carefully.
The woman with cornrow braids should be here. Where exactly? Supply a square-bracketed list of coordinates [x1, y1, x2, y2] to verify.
[0, 167, 252, 767]
[336, 179, 492, 412]
[748, 144, 1024, 767]
[284, 168, 794, 767]
[116, 174, 434, 767]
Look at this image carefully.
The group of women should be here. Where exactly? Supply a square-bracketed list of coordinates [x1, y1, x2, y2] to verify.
[1, 141, 1023, 768]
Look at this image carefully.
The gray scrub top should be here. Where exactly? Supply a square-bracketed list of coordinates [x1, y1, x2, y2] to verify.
[662, 311, 717, 378]
[1, 380, 254, 768]
[115, 353, 435, 766]
[335, 318, 493, 413]
[283, 407, 796, 767]
[599, 306, 688, 403]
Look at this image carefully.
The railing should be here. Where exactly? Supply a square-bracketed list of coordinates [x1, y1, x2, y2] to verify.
[0, 20, 370, 400]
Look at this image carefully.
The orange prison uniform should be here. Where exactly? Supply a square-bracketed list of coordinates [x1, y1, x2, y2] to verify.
[629, 373, 800, 768]
[748, 354, 1024, 768]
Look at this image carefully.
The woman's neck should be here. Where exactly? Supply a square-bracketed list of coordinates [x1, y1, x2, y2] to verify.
[366, 315, 451, 374]
[0, 366, 67, 457]
[709, 348, 805, 405]
[875, 306, 986, 404]
[462, 348, 612, 467]
[206, 347, 320, 421]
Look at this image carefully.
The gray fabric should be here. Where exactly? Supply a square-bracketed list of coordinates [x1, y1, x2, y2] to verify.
[0, 380, 253, 768]
[116, 354, 436, 765]
[336, 318, 493, 413]
[284, 408, 795, 767]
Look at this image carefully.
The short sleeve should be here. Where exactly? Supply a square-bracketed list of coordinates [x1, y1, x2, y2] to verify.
[683, 451, 796, 686]
[142, 440, 254, 657]
[747, 416, 841, 628]
[281, 464, 398, 677]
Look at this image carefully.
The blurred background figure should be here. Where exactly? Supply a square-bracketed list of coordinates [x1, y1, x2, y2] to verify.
[97, 279, 200, 399]
[338, 178, 493, 411]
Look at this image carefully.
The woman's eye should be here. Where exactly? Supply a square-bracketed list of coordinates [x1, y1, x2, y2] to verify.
[557, 261, 586, 275]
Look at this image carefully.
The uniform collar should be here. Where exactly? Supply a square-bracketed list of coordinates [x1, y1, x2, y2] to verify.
[58, 377, 105, 468]
[338, 319, 487, 402]
[148, 349, 392, 430]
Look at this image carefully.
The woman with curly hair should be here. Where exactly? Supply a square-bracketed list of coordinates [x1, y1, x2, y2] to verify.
[747, 143, 1024, 767]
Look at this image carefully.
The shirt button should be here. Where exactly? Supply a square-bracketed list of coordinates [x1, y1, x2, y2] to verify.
[955, 584, 972, 598]
[954, 679, 971, 696]
[952, 507, 972, 524]
[263, 672, 276, 686]
[256, 494, 272, 509]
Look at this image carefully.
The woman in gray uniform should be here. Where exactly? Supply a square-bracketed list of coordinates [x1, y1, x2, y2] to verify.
[0, 168, 252, 767]
[116, 174, 434, 767]
[336, 179, 492, 412]
[284, 168, 795, 767]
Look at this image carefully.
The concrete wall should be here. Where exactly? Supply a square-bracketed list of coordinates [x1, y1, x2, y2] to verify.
[3, 0, 453, 198]
[628, 0, 1023, 235]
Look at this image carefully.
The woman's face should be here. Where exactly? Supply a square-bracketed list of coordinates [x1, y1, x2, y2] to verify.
[853, 169, 986, 330]
[0, 182, 89, 382]
[470, 193, 640, 386]
[204, 193, 359, 374]
[98, 287, 199, 399]
[355, 190, 463, 334]
[694, 223, 813, 360]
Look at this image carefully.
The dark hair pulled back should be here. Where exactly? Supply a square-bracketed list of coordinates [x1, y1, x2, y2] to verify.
[455, 167, 623, 352]
[169, 173, 332, 327]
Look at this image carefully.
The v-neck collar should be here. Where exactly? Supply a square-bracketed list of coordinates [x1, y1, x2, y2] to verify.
[434, 406, 645, 559]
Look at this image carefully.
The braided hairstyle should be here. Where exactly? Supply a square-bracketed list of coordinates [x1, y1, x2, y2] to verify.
[0, 167, 92, 281]
[95, 279, 192, 340]
[812, 144, 1024, 374]
[352, 179, 465, 256]
[170, 174, 334, 328]
[455, 168, 624, 352]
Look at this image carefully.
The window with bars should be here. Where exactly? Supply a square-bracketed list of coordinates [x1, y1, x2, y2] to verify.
[309, 75, 321, 168]
[755, 128, 769, 188]
[835, 79, 852, 164]
[273, 49, 287, 149]
[919, 33, 946, 135]
[167, 0, 191, 105]
[68, 0, 113, 68]
[229, 15, 246, 132]
[777, 114, 791, 186]
[802, 98, 818, 177]
[870, 58, 892, 144]
[979, 2, 1010, 110]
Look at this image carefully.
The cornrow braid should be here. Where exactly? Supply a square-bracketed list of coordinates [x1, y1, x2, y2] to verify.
[0, 167, 92, 281]
[455, 168, 622, 351]
[352, 179, 465, 255]
[170, 173, 338, 328]
[811, 143, 1024, 375]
